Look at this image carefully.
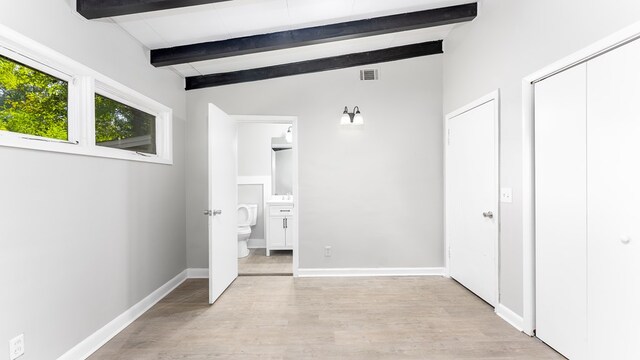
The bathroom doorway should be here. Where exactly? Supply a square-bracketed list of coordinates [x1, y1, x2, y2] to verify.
[233, 115, 299, 276]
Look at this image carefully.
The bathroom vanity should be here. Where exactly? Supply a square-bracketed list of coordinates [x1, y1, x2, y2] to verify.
[266, 199, 294, 256]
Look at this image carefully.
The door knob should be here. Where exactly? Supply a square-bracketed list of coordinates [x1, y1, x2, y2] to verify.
[621, 236, 632, 245]
[483, 211, 494, 219]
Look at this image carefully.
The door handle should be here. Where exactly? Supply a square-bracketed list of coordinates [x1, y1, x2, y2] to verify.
[204, 209, 223, 216]
[482, 211, 494, 219]
[284, 218, 288, 229]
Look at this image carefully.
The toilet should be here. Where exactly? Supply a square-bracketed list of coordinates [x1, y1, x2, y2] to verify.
[237, 203, 257, 258]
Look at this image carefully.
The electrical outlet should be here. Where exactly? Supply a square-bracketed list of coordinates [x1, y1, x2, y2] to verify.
[324, 246, 332, 257]
[500, 188, 513, 203]
[9, 334, 24, 360]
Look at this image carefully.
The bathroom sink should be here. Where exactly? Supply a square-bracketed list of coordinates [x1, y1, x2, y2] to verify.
[267, 196, 293, 205]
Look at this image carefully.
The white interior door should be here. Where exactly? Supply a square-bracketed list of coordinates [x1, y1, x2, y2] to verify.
[208, 103, 238, 304]
[587, 39, 640, 360]
[534, 63, 587, 360]
[446, 98, 499, 306]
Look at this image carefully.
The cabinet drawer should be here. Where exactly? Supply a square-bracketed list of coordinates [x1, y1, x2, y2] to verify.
[270, 206, 293, 216]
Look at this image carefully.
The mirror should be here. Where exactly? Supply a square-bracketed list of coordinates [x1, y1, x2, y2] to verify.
[271, 139, 293, 195]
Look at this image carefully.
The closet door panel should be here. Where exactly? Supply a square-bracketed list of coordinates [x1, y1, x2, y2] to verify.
[534, 63, 587, 359]
[587, 39, 640, 360]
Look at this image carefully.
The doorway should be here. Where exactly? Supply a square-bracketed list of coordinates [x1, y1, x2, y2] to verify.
[445, 91, 500, 307]
[207, 109, 299, 303]
[235, 118, 298, 276]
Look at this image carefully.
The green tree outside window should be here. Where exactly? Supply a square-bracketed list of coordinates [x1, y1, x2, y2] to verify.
[0, 55, 68, 140]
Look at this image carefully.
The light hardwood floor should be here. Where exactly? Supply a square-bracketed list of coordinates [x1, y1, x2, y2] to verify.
[89, 277, 562, 360]
[238, 248, 292, 275]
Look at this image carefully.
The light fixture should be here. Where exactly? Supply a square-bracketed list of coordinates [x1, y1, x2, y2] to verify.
[285, 126, 292, 143]
[341, 106, 364, 125]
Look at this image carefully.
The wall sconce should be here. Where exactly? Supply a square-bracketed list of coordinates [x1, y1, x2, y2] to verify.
[340, 106, 364, 125]
[285, 126, 292, 143]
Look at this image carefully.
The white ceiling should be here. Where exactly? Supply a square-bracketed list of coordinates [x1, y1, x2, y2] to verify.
[112, 0, 469, 78]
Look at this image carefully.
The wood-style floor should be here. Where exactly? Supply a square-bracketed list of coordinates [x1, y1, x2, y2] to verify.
[238, 248, 292, 275]
[89, 276, 561, 359]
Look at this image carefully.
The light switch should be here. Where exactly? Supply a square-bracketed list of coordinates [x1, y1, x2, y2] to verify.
[500, 188, 513, 203]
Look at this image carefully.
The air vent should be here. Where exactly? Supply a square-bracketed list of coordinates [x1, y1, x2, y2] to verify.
[360, 69, 379, 81]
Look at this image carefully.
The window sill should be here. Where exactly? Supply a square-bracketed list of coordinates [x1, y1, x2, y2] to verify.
[0, 133, 173, 165]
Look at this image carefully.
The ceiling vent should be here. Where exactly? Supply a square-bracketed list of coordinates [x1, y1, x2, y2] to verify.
[360, 69, 379, 81]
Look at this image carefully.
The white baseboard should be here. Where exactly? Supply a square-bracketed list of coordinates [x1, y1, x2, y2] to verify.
[187, 268, 209, 278]
[58, 269, 210, 360]
[58, 270, 188, 360]
[248, 238, 266, 248]
[495, 303, 525, 332]
[58, 266, 445, 359]
[297, 267, 445, 277]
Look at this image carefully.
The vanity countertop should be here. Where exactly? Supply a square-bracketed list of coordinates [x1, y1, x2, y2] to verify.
[266, 197, 294, 206]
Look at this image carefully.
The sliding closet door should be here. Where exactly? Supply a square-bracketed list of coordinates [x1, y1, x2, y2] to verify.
[587, 39, 640, 360]
[534, 63, 587, 360]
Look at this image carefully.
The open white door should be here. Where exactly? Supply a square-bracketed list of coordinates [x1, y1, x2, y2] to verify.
[445, 95, 499, 306]
[207, 103, 238, 304]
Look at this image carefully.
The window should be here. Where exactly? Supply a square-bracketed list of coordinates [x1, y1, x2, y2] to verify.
[0, 54, 69, 140]
[95, 94, 156, 154]
[0, 23, 173, 164]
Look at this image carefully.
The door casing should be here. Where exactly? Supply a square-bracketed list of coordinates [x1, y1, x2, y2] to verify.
[230, 115, 300, 277]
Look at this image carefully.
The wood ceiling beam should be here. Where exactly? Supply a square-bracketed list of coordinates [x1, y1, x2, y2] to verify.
[77, 0, 232, 20]
[153, 3, 476, 67]
[185, 40, 443, 90]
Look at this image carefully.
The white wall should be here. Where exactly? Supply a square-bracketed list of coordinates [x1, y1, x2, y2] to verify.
[0, 1, 186, 359]
[238, 123, 289, 176]
[237, 123, 289, 242]
[187, 55, 444, 269]
[443, 0, 640, 316]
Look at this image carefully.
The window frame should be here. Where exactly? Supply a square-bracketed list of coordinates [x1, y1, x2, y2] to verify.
[0, 24, 173, 165]
[90, 80, 172, 163]
[0, 45, 80, 145]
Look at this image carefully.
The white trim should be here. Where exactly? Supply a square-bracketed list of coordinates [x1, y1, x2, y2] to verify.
[445, 91, 499, 120]
[297, 267, 445, 277]
[230, 115, 300, 277]
[290, 117, 299, 277]
[233, 115, 298, 124]
[521, 19, 640, 337]
[0, 23, 173, 165]
[186, 268, 209, 279]
[444, 90, 501, 306]
[495, 303, 525, 332]
[58, 268, 210, 360]
[57, 270, 188, 360]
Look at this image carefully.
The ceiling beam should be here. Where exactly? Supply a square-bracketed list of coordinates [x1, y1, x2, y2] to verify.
[76, 0, 232, 20]
[185, 40, 442, 90]
[152, 3, 476, 67]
